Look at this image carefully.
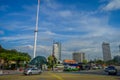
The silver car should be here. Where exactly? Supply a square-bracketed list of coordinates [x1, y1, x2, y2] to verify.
[23, 67, 42, 75]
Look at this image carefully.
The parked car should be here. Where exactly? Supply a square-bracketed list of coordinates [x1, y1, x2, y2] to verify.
[92, 66, 98, 70]
[104, 67, 109, 72]
[23, 67, 42, 75]
[104, 66, 117, 75]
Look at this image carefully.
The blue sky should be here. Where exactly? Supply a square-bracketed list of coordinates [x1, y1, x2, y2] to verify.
[0, 0, 120, 60]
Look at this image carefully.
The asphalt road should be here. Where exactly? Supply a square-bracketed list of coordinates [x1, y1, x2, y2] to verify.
[0, 70, 120, 80]
[67, 69, 120, 76]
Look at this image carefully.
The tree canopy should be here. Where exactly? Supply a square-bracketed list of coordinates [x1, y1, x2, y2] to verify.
[0, 45, 31, 68]
[47, 55, 57, 69]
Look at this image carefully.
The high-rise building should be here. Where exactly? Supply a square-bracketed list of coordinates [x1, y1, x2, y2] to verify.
[53, 42, 61, 61]
[102, 42, 112, 61]
[73, 52, 85, 63]
[114, 55, 120, 63]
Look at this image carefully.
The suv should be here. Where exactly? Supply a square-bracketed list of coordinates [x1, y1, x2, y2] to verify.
[104, 66, 117, 75]
[23, 67, 42, 75]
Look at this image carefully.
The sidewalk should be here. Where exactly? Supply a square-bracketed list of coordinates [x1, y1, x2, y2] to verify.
[0, 70, 23, 75]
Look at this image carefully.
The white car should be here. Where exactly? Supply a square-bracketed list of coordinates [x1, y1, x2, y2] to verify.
[23, 67, 42, 75]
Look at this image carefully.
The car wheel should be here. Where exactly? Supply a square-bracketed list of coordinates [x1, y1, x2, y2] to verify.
[24, 74, 27, 75]
[39, 72, 42, 74]
[29, 72, 32, 75]
[114, 73, 117, 75]
[108, 72, 111, 75]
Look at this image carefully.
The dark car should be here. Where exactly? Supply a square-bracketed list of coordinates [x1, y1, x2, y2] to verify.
[104, 66, 117, 75]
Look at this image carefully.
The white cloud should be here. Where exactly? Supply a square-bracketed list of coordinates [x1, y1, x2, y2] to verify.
[43, 31, 56, 35]
[0, 35, 34, 42]
[102, 0, 120, 11]
[42, 0, 61, 9]
[16, 44, 52, 58]
[62, 38, 103, 60]
[26, 45, 33, 49]
[1, 0, 120, 60]
[17, 45, 33, 50]
[35, 6, 120, 60]
[59, 10, 73, 17]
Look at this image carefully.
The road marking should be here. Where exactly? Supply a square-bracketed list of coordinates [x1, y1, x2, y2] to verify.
[48, 72, 64, 80]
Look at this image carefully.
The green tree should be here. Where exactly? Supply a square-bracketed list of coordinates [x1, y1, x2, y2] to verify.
[47, 55, 57, 70]
[83, 59, 88, 64]
[95, 60, 104, 65]
[0, 45, 31, 69]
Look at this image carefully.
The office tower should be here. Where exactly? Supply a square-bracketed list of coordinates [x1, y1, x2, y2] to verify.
[53, 42, 61, 61]
[114, 55, 120, 63]
[73, 52, 85, 63]
[102, 42, 112, 61]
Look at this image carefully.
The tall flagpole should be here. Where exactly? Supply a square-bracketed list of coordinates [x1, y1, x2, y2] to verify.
[33, 0, 40, 58]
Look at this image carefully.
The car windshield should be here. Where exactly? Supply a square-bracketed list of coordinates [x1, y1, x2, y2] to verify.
[108, 66, 115, 69]
[25, 68, 32, 70]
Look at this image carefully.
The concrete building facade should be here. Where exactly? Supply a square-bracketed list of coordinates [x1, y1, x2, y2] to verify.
[73, 52, 85, 63]
[102, 42, 112, 61]
[53, 42, 61, 61]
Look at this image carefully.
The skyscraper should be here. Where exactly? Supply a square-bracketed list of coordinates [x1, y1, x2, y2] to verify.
[53, 42, 61, 61]
[102, 42, 112, 61]
[73, 52, 85, 63]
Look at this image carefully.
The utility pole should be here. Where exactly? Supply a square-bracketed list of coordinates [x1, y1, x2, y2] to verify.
[33, 0, 40, 58]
